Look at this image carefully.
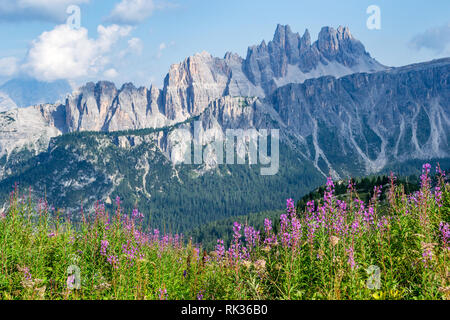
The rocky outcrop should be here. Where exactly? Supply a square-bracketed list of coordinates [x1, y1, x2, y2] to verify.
[242, 25, 385, 95]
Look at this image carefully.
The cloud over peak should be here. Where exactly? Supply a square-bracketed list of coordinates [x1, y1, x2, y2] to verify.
[22, 24, 132, 81]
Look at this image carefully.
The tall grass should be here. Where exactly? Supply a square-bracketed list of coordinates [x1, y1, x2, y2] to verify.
[0, 164, 448, 300]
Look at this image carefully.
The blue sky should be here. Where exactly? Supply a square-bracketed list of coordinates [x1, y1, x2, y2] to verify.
[0, 0, 449, 88]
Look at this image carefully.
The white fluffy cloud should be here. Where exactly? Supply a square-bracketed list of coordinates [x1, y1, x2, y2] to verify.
[0, 0, 89, 22]
[0, 57, 19, 76]
[120, 37, 144, 57]
[103, 68, 119, 79]
[22, 24, 132, 81]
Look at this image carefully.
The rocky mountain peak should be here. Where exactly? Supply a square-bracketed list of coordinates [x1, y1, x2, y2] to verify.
[300, 29, 311, 49]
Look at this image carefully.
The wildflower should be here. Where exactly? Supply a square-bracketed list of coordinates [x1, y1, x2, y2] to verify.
[281, 232, 291, 248]
[422, 249, 433, 267]
[233, 222, 242, 239]
[286, 198, 296, 218]
[159, 287, 168, 300]
[377, 216, 390, 232]
[244, 225, 260, 249]
[434, 186, 442, 207]
[197, 290, 204, 300]
[215, 239, 225, 261]
[264, 218, 272, 234]
[439, 222, 449, 250]
[132, 208, 144, 221]
[346, 247, 357, 270]
[100, 240, 109, 256]
[280, 214, 289, 234]
[107, 255, 119, 269]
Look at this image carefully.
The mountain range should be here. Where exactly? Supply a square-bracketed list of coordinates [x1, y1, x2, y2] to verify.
[0, 25, 448, 232]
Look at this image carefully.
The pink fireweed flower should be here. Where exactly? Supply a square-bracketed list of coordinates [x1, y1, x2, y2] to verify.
[244, 225, 260, 249]
[420, 163, 432, 190]
[439, 222, 449, 250]
[434, 186, 442, 207]
[280, 214, 289, 234]
[132, 208, 144, 221]
[233, 222, 242, 239]
[100, 240, 109, 256]
[159, 287, 168, 300]
[306, 200, 315, 214]
[286, 198, 296, 218]
[21, 266, 32, 280]
[291, 217, 302, 248]
[107, 255, 119, 269]
[264, 218, 272, 234]
[436, 164, 446, 177]
[346, 246, 357, 270]
[263, 219, 276, 246]
[122, 240, 140, 264]
[152, 229, 160, 243]
[422, 249, 433, 268]
[281, 232, 291, 248]
[350, 219, 360, 235]
[377, 216, 390, 233]
[347, 179, 355, 192]
[216, 239, 225, 261]
[363, 206, 375, 229]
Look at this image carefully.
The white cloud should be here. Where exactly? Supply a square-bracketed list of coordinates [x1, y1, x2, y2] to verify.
[0, 0, 89, 23]
[103, 68, 119, 79]
[409, 23, 450, 54]
[128, 37, 143, 55]
[120, 37, 144, 57]
[156, 41, 174, 58]
[22, 24, 132, 81]
[106, 0, 177, 25]
[0, 57, 19, 76]
[106, 0, 155, 25]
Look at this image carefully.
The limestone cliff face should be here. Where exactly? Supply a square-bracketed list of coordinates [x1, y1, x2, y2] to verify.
[0, 25, 448, 181]
[60, 25, 385, 130]
[156, 58, 447, 178]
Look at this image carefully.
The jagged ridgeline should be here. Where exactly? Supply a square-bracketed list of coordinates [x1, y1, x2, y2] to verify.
[0, 25, 449, 233]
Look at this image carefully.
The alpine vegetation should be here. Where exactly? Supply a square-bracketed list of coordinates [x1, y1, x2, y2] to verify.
[0, 164, 448, 300]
